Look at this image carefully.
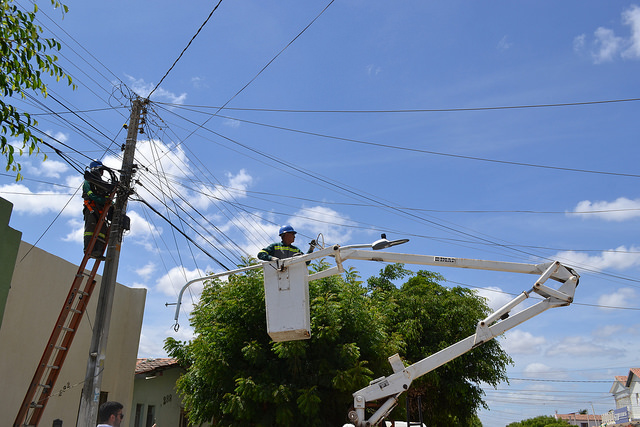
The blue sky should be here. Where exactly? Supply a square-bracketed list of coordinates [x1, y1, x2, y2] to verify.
[2, 1, 640, 425]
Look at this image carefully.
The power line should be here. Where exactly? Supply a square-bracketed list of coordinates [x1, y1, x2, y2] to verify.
[149, 0, 224, 98]
[151, 0, 337, 159]
[205, 111, 640, 179]
[155, 96, 640, 114]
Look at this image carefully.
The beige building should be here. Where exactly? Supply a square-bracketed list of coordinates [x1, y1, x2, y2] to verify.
[132, 358, 192, 427]
[0, 197, 146, 427]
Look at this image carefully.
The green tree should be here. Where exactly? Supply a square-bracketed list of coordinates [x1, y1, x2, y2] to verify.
[165, 259, 397, 426]
[166, 260, 512, 426]
[1, 0, 73, 179]
[375, 267, 512, 426]
[506, 415, 571, 427]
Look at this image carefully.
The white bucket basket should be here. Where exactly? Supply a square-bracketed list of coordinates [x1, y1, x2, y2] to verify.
[263, 260, 311, 342]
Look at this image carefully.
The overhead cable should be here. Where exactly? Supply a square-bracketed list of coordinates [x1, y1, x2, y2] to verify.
[156, 96, 640, 113]
[166, 0, 336, 148]
[212, 112, 640, 179]
[149, 0, 224, 98]
[133, 196, 231, 271]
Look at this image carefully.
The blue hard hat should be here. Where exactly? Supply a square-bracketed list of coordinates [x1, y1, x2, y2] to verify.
[89, 160, 103, 169]
[279, 225, 297, 236]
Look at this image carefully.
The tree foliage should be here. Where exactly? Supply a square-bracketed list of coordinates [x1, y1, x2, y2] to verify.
[0, 0, 73, 179]
[506, 415, 571, 427]
[166, 260, 512, 426]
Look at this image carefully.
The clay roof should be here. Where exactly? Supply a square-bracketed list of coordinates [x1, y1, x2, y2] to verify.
[616, 375, 628, 384]
[556, 413, 602, 421]
[625, 368, 640, 387]
[135, 358, 179, 375]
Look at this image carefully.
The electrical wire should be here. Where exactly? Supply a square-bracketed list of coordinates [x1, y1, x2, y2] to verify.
[133, 196, 231, 271]
[155, 96, 640, 114]
[149, 0, 224, 99]
[180, 108, 640, 179]
[159, 0, 336, 152]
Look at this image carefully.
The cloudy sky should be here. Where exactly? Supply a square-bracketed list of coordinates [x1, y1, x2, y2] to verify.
[2, 1, 640, 425]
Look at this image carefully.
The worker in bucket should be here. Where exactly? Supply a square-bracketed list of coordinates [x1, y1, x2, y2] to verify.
[258, 225, 315, 262]
[82, 160, 112, 260]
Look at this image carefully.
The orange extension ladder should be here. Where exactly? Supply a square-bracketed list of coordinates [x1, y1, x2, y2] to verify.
[14, 193, 115, 427]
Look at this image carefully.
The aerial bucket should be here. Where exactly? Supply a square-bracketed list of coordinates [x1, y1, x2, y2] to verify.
[263, 260, 311, 342]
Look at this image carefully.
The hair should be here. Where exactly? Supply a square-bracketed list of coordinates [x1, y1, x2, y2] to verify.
[98, 401, 123, 423]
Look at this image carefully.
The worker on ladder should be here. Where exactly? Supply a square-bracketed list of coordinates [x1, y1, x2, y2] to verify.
[82, 160, 114, 260]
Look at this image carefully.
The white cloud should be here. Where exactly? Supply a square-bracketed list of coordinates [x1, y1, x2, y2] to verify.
[191, 169, 253, 210]
[474, 286, 514, 312]
[580, 5, 640, 63]
[573, 34, 586, 52]
[503, 330, 547, 355]
[136, 262, 156, 279]
[571, 197, 640, 221]
[366, 64, 382, 76]
[191, 76, 208, 90]
[0, 183, 80, 216]
[137, 323, 196, 358]
[155, 265, 210, 297]
[622, 4, 640, 59]
[522, 363, 558, 378]
[62, 217, 84, 244]
[291, 205, 354, 245]
[592, 324, 624, 338]
[593, 27, 624, 63]
[125, 210, 163, 249]
[21, 158, 69, 179]
[546, 335, 623, 357]
[223, 118, 241, 128]
[597, 287, 637, 310]
[133, 139, 191, 180]
[555, 246, 640, 272]
[497, 35, 513, 51]
[124, 75, 187, 104]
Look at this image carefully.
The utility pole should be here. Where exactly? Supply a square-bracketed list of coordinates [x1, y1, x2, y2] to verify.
[77, 97, 146, 426]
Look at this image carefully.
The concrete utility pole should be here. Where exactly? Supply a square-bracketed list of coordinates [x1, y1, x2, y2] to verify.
[77, 97, 146, 426]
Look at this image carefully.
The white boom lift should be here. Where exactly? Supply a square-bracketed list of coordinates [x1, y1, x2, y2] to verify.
[172, 236, 579, 427]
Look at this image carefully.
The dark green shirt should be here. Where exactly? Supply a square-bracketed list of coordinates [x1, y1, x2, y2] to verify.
[82, 179, 108, 206]
[257, 242, 303, 261]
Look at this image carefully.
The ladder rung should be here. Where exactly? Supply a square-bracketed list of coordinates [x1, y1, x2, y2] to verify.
[38, 384, 52, 389]
[69, 308, 82, 314]
[54, 345, 67, 351]
[61, 327, 74, 332]
[29, 403, 44, 408]
[46, 365, 60, 369]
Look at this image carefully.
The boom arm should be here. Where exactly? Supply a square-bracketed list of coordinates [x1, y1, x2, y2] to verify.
[170, 237, 579, 427]
[344, 258, 579, 427]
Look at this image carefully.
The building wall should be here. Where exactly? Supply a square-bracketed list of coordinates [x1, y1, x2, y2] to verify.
[0, 241, 146, 427]
[131, 366, 186, 427]
[630, 377, 640, 420]
[0, 197, 22, 328]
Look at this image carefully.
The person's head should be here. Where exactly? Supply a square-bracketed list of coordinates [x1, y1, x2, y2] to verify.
[279, 225, 297, 245]
[89, 160, 104, 176]
[98, 401, 124, 426]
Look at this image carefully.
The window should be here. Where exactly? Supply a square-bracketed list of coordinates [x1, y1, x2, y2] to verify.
[179, 408, 192, 427]
[134, 404, 144, 427]
[145, 405, 155, 427]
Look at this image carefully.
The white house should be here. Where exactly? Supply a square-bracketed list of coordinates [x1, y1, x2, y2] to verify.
[605, 368, 640, 426]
